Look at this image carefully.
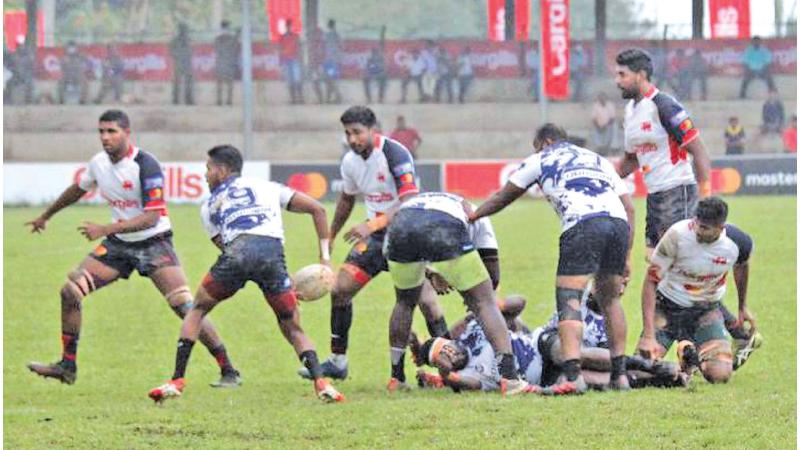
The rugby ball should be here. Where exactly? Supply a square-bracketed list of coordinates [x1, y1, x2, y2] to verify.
[293, 264, 335, 302]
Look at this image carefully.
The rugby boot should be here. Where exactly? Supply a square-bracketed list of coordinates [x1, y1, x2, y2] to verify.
[209, 369, 243, 388]
[609, 374, 631, 391]
[500, 377, 537, 396]
[386, 377, 412, 392]
[539, 375, 588, 396]
[27, 360, 76, 385]
[297, 355, 348, 380]
[733, 331, 763, 371]
[148, 378, 185, 404]
[314, 378, 345, 403]
[677, 340, 700, 375]
[416, 369, 444, 389]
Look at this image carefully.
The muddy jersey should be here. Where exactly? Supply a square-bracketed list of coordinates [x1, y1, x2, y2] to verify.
[508, 142, 628, 233]
[649, 220, 752, 307]
[400, 192, 498, 249]
[340, 134, 419, 219]
[542, 300, 609, 348]
[201, 176, 295, 245]
[77, 146, 171, 242]
[623, 86, 699, 193]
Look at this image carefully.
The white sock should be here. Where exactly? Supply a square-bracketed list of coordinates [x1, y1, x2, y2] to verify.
[390, 347, 405, 365]
[331, 353, 348, 367]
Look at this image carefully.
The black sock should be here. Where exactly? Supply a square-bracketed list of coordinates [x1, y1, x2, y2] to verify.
[300, 350, 323, 380]
[610, 355, 627, 380]
[497, 353, 517, 380]
[209, 344, 235, 374]
[426, 317, 450, 339]
[391, 355, 406, 382]
[562, 359, 581, 381]
[331, 304, 353, 354]
[172, 338, 195, 380]
[61, 332, 79, 369]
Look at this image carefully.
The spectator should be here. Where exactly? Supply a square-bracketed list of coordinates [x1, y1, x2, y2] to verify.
[590, 92, 617, 155]
[322, 19, 342, 103]
[363, 47, 387, 103]
[570, 43, 587, 102]
[169, 23, 194, 105]
[433, 46, 454, 103]
[279, 19, 303, 104]
[389, 115, 422, 159]
[783, 115, 797, 153]
[760, 88, 784, 135]
[687, 48, 708, 101]
[724, 116, 746, 155]
[739, 36, 776, 99]
[94, 44, 125, 104]
[307, 26, 326, 104]
[401, 49, 426, 103]
[456, 46, 474, 103]
[420, 40, 437, 100]
[525, 47, 539, 102]
[58, 41, 90, 104]
[214, 20, 240, 106]
[5, 38, 35, 104]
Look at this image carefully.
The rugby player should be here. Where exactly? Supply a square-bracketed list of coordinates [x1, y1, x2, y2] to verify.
[471, 123, 635, 394]
[297, 106, 450, 390]
[412, 294, 687, 392]
[363, 191, 532, 395]
[637, 197, 757, 383]
[148, 145, 344, 403]
[26, 110, 240, 387]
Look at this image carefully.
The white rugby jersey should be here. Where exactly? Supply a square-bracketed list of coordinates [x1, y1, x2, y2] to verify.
[201, 176, 295, 245]
[650, 220, 752, 307]
[340, 134, 419, 219]
[77, 146, 171, 242]
[455, 319, 545, 389]
[399, 192, 498, 250]
[542, 299, 609, 349]
[623, 86, 700, 193]
[508, 141, 629, 233]
[468, 202, 498, 250]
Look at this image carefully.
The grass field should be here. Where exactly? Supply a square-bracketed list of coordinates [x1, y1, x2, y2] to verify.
[3, 196, 796, 449]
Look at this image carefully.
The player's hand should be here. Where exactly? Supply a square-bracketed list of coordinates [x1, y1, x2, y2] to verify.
[737, 307, 757, 333]
[25, 216, 48, 233]
[78, 221, 108, 241]
[343, 223, 371, 244]
[427, 271, 453, 295]
[636, 336, 661, 360]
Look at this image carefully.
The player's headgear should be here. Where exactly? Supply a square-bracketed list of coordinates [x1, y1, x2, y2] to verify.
[695, 196, 728, 226]
[424, 337, 468, 371]
[99, 109, 130, 129]
[208, 144, 243, 174]
[340, 106, 377, 128]
[616, 48, 654, 80]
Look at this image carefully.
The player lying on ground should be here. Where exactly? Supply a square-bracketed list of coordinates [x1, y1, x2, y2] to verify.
[148, 145, 344, 404]
[298, 106, 451, 390]
[411, 294, 688, 393]
[637, 196, 758, 383]
[27, 109, 240, 387]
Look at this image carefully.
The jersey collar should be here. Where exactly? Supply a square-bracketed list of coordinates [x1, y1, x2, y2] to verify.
[372, 133, 384, 152]
[211, 174, 239, 195]
[643, 85, 658, 100]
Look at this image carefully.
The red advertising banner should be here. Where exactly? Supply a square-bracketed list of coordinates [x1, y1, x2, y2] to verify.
[487, 0, 531, 42]
[267, 0, 302, 42]
[540, 0, 570, 99]
[710, 0, 751, 39]
[31, 37, 795, 81]
[3, 10, 44, 51]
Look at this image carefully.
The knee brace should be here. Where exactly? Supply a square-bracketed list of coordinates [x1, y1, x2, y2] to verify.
[556, 287, 584, 322]
[63, 269, 104, 303]
[268, 290, 298, 321]
[166, 286, 194, 317]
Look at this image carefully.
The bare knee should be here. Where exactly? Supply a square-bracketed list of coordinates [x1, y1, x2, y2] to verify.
[165, 286, 194, 317]
[61, 269, 99, 308]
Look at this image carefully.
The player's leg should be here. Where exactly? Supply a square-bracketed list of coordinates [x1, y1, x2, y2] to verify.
[719, 303, 763, 370]
[694, 307, 733, 383]
[149, 265, 240, 386]
[385, 261, 426, 390]
[417, 280, 450, 338]
[28, 253, 121, 384]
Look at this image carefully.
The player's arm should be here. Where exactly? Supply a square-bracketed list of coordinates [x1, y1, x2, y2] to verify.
[655, 93, 711, 196]
[637, 228, 676, 359]
[728, 225, 756, 330]
[287, 191, 332, 264]
[685, 138, 711, 197]
[441, 371, 482, 391]
[26, 183, 87, 233]
[330, 192, 356, 242]
[79, 210, 162, 241]
[615, 152, 640, 179]
[619, 192, 635, 282]
[471, 182, 526, 221]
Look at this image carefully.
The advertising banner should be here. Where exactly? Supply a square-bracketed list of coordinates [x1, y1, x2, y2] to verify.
[487, 0, 531, 42]
[4, 161, 270, 205]
[267, 0, 302, 42]
[540, 0, 570, 99]
[270, 162, 442, 202]
[710, 0, 751, 39]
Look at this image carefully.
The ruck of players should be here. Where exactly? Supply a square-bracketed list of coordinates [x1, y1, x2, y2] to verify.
[25, 48, 762, 404]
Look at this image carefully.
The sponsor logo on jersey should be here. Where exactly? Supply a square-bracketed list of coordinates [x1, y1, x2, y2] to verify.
[399, 173, 414, 184]
[365, 192, 394, 202]
[148, 188, 163, 200]
[393, 162, 414, 175]
[377, 172, 387, 183]
[669, 109, 689, 126]
[712, 256, 728, 265]
[641, 121, 652, 131]
[633, 143, 658, 154]
[122, 180, 133, 190]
